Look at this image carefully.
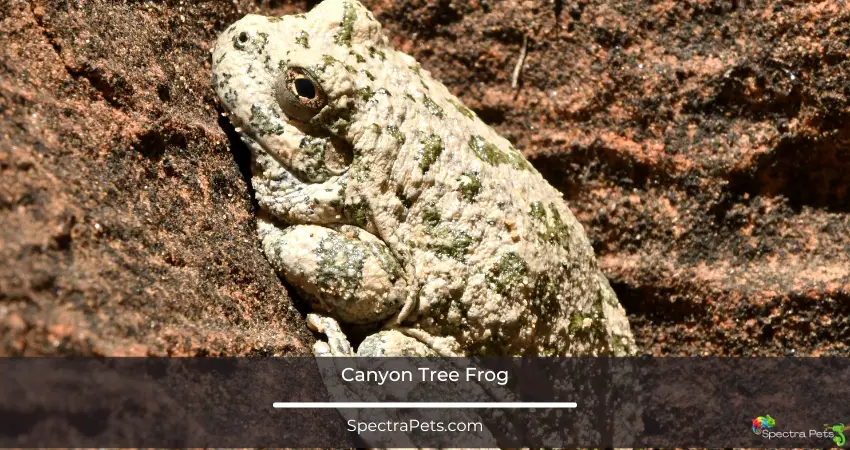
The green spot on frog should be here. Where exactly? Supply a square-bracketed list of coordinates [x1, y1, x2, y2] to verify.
[530, 201, 546, 220]
[370, 123, 382, 136]
[335, 1, 357, 46]
[569, 297, 609, 350]
[222, 88, 238, 106]
[267, 16, 284, 23]
[315, 233, 365, 300]
[349, 50, 366, 63]
[539, 203, 572, 248]
[428, 227, 473, 261]
[344, 201, 370, 228]
[468, 135, 500, 164]
[361, 69, 376, 81]
[328, 117, 350, 135]
[263, 54, 274, 72]
[422, 95, 444, 118]
[320, 55, 356, 74]
[422, 222, 472, 261]
[297, 136, 331, 181]
[387, 126, 406, 145]
[295, 30, 309, 48]
[459, 171, 482, 201]
[468, 135, 532, 171]
[357, 87, 375, 101]
[367, 241, 402, 281]
[318, 55, 338, 73]
[487, 251, 530, 296]
[256, 32, 270, 52]
[422, 203, 440, 227]
[569, 313, 584, 335]
[368, 46, 386, 61]
[450, 100, 476, 118]
[217, 72, 232, 88]
[249, 105, 284, 136]
[418, 134, 443, 172]
[531, 274, 561, 317]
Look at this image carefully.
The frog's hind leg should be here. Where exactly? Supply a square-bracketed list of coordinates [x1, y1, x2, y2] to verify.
[257, 216, 408, 327]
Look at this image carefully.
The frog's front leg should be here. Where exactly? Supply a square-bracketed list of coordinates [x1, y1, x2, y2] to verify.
[257, 218, 408, 327]
[245, 134, 350, 226]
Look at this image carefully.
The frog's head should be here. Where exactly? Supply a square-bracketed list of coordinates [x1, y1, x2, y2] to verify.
[211, 0, 400, 183]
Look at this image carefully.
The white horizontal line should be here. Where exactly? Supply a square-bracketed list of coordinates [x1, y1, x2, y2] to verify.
[272, 402, 577, 409]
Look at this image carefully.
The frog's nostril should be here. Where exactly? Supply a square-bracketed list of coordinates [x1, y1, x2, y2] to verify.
[237, 31, 249, 43]
[294, 78, 317, 99]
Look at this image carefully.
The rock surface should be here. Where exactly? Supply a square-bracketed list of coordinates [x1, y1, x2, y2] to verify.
[1, 0, 848, 356]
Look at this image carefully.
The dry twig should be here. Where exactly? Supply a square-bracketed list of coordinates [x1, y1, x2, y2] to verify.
[511, 35, 528, 89]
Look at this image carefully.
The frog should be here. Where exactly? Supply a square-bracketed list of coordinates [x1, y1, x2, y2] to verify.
[210, 0, 637, 359]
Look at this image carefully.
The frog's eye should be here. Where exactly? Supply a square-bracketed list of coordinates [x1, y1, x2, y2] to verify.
[275, 66, 327, 121]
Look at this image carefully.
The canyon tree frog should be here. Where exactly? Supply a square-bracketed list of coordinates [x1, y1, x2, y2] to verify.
[211, 0, 636, 358]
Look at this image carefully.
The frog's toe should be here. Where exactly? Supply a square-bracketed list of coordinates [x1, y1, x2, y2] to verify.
[307, 313, 354, 356]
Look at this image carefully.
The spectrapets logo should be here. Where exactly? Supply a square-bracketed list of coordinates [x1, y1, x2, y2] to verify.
[825, 423, 847, 447]
[752, 415, 775, 434]
[751, 415, 846, 446]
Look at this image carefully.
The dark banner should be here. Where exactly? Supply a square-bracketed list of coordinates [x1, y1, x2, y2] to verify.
[1, 357, 849, 447]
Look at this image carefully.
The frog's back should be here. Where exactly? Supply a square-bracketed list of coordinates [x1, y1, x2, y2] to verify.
[307, 1, 635, 356]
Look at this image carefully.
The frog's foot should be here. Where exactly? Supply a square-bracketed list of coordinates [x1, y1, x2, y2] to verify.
[307, 311, 458, 358]
[307, 313, 439, 357]
[306, 313, 447, 357]
[306, 313, 354, 356]
[308, 315, 487, 450]
[257, 217, 408, 326]
[353, 329, 439, 357]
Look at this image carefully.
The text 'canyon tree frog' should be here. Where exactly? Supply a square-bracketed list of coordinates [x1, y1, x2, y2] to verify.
[211, 0, 636, 358]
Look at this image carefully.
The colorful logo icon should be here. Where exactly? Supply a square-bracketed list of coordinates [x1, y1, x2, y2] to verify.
[825, 423, 846, 446]
[752, 415, 775, 434]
